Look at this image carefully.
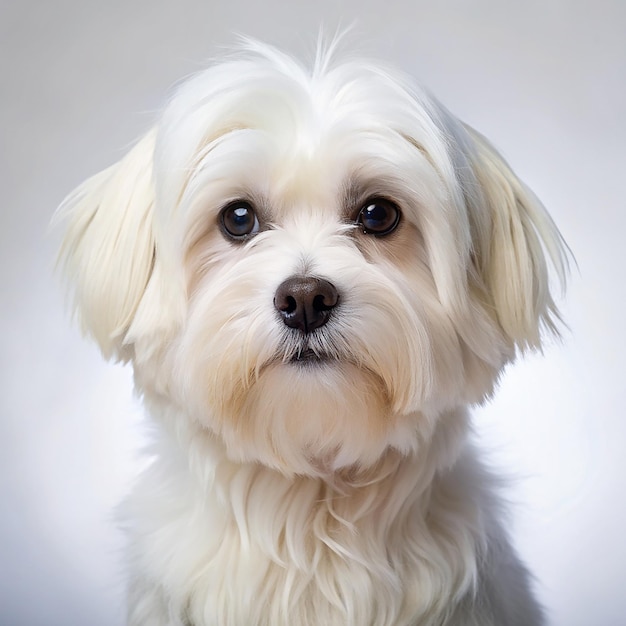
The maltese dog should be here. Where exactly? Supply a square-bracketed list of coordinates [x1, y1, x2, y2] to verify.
[57, 39, 567, 626]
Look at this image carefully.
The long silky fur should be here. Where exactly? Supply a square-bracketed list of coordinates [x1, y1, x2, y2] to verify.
[56, 38, 566, 625]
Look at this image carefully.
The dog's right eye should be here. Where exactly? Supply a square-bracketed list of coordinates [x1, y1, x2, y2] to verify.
[220, 201, 260, 240]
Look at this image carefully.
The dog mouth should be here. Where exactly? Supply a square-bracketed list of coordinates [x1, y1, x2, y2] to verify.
[276, 331, 342, 367]
[290, 347, 332, 364]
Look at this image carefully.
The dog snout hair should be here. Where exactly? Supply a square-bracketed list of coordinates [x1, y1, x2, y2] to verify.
[273, 276, 339, 333]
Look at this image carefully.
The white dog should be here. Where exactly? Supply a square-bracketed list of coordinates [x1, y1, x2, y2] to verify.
[57, 39, 567, 626]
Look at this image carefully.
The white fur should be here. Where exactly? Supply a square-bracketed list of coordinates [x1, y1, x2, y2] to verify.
[56, 39, 567, 625]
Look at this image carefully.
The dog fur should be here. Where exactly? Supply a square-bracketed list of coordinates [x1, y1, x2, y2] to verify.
[56, 39, 567, 625]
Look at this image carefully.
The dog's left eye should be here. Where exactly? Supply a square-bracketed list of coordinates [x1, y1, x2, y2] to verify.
[220, 201, 260, 240]
[357, 198, 401, 236]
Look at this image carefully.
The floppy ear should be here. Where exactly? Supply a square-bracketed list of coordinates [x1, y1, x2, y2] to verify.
[55, 130, 157, 361]
[463, 126, 568, 351]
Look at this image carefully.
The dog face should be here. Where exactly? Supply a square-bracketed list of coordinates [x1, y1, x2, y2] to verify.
[57, 42, 566, 475]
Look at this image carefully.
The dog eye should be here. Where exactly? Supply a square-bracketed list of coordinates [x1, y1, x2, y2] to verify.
[220, 201, 260, 240]
[357, 198, 401, 236]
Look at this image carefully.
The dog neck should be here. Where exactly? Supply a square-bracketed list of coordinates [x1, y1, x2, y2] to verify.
[126, 400, 485, 624]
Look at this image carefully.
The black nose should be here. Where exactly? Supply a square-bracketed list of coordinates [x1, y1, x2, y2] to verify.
[274, 276, 339, 333]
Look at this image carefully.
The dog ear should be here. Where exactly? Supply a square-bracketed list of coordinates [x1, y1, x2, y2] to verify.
[55, 130, 157, 361]
[463, 127, 568, 351]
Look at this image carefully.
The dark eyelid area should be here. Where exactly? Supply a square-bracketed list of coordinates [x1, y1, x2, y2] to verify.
[341, 177, 403, 221]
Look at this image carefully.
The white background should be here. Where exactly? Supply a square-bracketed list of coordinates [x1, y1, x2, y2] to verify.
[1, 1, 624, 624]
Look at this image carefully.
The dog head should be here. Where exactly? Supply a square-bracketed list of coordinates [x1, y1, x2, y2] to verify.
[57, 41, 567, 475]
